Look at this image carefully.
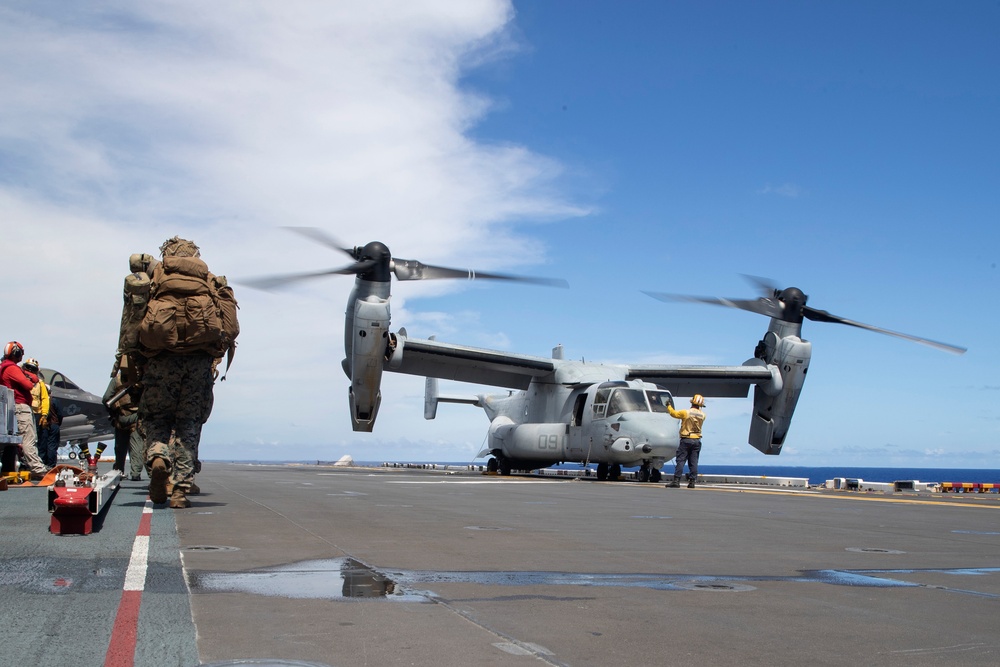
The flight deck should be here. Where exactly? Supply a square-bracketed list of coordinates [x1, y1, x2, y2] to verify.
[1, 463, 998, 667]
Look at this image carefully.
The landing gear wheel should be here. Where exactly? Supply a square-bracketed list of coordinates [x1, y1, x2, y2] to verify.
[649, 468, 662, 483]
[486, 457, 498, 473]
[609, 464, 621, 481]
[499, 457, 512, 476]
[596, 462, 608, 481]
[638, 464, 650, 483]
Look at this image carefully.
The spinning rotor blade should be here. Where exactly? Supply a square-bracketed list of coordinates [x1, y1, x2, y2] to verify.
[239, 264, 375, 290]
[642, 291, 785, 319]
[802, 307, 967, 355]
[240, 227, 373, 290]
[741, 274, 783, 298]
[644, 282, 967, 355]
[244, 227, 567, 289]
[282, 226, 356, 260]
[392, 257, 569, 288]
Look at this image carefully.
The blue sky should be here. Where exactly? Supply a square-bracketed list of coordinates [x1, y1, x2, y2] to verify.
[1, 1, 996, 468]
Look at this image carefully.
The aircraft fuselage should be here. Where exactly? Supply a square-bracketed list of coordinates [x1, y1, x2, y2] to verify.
[479, 363, 679, 477]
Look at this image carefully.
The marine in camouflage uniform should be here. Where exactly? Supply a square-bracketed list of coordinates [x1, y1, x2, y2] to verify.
[103, 360, 147, 481]
[139, 352, 214, 504]
[138, 236, 217, 508]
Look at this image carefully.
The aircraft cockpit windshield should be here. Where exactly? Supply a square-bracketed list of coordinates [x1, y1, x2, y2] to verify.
[606, 388, 649, 417]
[39, 368, 82, 391]
[646, 390, 672, 413]
[593, 384, 673, 419]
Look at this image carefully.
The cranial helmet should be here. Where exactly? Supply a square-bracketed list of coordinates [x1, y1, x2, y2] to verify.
[690, 394, 706, 408]
[159, 236, 201, 258]
[22, 357, 39, 373]
[3, 341, 24, 361]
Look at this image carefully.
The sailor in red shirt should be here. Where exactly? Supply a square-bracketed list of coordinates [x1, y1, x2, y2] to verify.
[0, 341, 49, 478]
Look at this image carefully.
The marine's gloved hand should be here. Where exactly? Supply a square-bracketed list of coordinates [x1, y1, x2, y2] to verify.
[39, 416, 49, 428]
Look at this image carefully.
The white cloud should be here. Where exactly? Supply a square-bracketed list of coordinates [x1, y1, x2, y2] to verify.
[0, 0, 586, 460]
[757, 183, 803, 198]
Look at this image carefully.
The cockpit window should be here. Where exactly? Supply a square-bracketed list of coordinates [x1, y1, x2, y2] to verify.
[39, 369, 80, 390]
[646, 390, 673, 413]
[606, 389, 649, 417]
[593, 388, 611, 419]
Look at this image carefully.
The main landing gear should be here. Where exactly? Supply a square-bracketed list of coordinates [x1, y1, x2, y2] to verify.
[596, 462, 661, 483]
[486, 455, 512, 476]
[595, 462, 622, 481]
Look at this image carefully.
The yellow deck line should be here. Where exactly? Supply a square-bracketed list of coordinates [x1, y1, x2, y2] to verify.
[710, 486, 1000, 509]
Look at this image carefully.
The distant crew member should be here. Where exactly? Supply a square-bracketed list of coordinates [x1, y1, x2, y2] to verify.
[39, 394, 62, 468]
[21, 357, 49, 432]
[666, 393, 706, 488]
[0, 342, 49, 479]
[22, 357, 58, 467]
[104, 358, 145, 482]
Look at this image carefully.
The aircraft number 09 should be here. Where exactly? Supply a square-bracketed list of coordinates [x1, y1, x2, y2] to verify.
[538, 434, 565, 450]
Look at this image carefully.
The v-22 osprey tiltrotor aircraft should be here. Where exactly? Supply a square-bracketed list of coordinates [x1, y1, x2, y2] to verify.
[246, 228, 966, 482]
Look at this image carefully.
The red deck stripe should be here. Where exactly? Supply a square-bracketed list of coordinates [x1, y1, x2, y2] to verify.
[103, 501, 153, 667]
[104, 591, 142, 667]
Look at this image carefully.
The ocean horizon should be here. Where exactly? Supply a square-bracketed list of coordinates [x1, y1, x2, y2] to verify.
[210, 460, 1000, 487]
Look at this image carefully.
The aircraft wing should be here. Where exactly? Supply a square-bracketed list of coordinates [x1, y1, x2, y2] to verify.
[625, 362, 777, 398]
[389, 335, 556, 389]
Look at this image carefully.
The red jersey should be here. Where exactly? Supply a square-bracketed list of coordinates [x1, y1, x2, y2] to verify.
[0, 359, 34, 405]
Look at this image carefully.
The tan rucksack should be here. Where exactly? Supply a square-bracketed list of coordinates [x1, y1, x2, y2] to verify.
[138, 255, 240, 375]
[115, 253, 160, 384]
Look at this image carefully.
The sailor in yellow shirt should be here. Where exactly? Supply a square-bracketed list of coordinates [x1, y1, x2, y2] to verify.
[22, 358, 50, 430]
[666, 394, 706, 488]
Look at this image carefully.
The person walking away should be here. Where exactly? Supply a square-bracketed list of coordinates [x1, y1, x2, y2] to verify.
[137, 236, 238, 508]
[0, 342, 49, 479]
[666, 393, 706, 488]
[104, 359, 146, 481]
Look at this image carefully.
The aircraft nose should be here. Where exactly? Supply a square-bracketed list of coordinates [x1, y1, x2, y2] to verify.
[614, 414, 675, 448]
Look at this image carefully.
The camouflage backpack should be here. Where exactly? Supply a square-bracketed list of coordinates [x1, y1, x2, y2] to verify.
[115, 253, 159, 384]
[136, 238, 240, 377]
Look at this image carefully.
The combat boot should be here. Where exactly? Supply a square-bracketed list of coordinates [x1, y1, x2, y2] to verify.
[687, 479, 696, 489]
[667, 477, 681, 488]
[170, 487, 191, 509]
[189, 482, 201, 495]
[149, 458, 169, 504]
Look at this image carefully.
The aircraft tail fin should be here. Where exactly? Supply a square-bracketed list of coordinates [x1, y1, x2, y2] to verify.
[424, 377, 480, 420]
[424, 377, 439, 420]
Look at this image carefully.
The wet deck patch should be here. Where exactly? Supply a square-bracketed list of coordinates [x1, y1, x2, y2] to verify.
[188, 558, 417, 600]
[187, 558, 1000, 601]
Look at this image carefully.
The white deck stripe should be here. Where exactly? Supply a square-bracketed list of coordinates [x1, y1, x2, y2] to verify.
[123, 535, 149, 591]
[122, 502, 153, 592]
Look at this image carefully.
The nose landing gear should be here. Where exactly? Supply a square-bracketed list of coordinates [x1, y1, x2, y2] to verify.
[637, 462, 662, 483]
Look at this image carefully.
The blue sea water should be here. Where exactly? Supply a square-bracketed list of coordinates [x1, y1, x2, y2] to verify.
[346, 461, 1000, 487]
[232, 460, 1000, 487]
[695, 465, 1000, 487]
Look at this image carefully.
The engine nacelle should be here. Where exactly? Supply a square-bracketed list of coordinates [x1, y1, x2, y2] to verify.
[488, 418, 564, 465]
[348, 297, 390, 432]
[748, 329, 812, 455]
